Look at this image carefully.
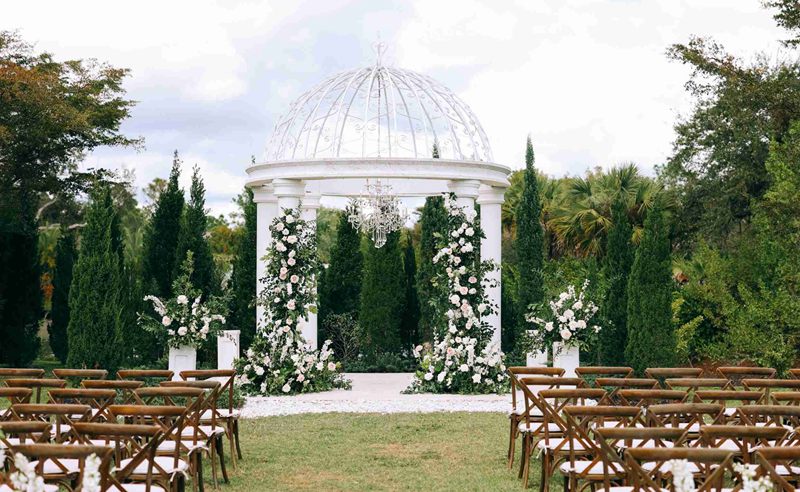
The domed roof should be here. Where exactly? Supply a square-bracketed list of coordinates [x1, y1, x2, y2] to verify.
[264, 65, 493, 162]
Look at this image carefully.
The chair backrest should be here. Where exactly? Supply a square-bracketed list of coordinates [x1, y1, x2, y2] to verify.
[507, 367, 565, 411]
[734, 404, 800, 430]
[0, 421, 52, 448]
[663, 378, 732, 392]
[108, 404, 191, 474]
[698, 425, 789, 462]
[693, 389, 762, 406]
[4, 378, 67, 402]
[81, 379, 144, 405]
[717, 366, 776, 387]
[646, 403, 725, 430]
[755, 446, 800, 491]
[179, 369, 236, 413]
[617, 389, 688, 407]
[0, 388, 33, 411]
[770, 391, 800, 406]
[9, 443, 112, 487]
[645, 367, 704, 381]
[742, 378, 800, 398]
[117, 369, 174, 385]
[48, 388, 117, 422]
[161, 380, 222, 426]
[52, 368, 108, 383]
[625, 447, 737, 491]
[574, 367, 633, 386]
[0, 368, 45, 384]
[8, 403, 92, 441]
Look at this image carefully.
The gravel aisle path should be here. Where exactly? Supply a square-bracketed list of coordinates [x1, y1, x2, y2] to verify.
[241, 373, 509, 417]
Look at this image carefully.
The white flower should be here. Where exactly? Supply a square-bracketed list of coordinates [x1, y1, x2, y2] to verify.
[472, 373, 482, 383]
[459, 286, 469, 295]
[477, 304, 487, 313]
[177, 295, 188, 305]
[572, 301, 583, 310]
[465, 227, 474, 237]
[290, 274, 300, 283]
[459, 364, 469, 372]
[560, 329, 572, 341]
[468, 276, 477, 284]
[255, 366, 265, 376]
[462, 243, 474, 253]
[563, 309, 575, 320]
[275, 222, 285, 232]
[316, 362, 324, 371]
[450, 294, 460, 305]
[287, 258, 296, 266]
[424, 372, 434, 381]
[296, 374, 305, 383]
[545, 322, 554, 332]
[177, 326, 188, 336]
[282, 384, 291, 393]
[437, 372, 447, 383]
[286, 235, 298, 244]
[286, 214, 295, 223]
[327, 362, 336, 371]
[162, 316, 172, 326]
[276, 242, 287, 252]
[287, 300, 297, 310]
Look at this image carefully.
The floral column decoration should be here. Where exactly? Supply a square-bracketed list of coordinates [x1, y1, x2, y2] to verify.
[235, 207, 350, 395]
[409, 193, 507, 393]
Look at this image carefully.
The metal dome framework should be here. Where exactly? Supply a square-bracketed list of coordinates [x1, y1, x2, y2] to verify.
[264, 65, 493, 162]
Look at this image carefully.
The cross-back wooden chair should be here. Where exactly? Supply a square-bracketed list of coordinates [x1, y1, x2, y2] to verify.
[734, 404, 800, 431]
[48, 388, 117, 423]
[770, 390, 800, 407]
[692, 389, 763, 419]
[557, 405, 645, 491]
[4, 378, 67, 403]
[742, 378, 800, 401]
[754, 446, 800, 491]
[594, 377, 659, 402]
[698, 425, 789, 463]
[71, 421, 167, 492]
[645, 367, 704, 388]
[52, 369, 108, 388]
[789, 369, 800, 380]
[108, 404, 193, 492]
[624, 447, 738, 491]
[82, 379, 145, 405]
[717, 366, 776, 388]
[179, 370, 241, 465]
[505, 367, 565, 469]
[0, 388, 32, 420]
[0, 421, 52, 450]
[117, 370, 175, 386]
[646, 403, 726, 436]
[8, 403, 92, 443]
[574, 367, 633, 387]
[0, 369, 45, 385]
[663, 378, 732, 395]
[9, 443, 112, 491]
[593, 427, 690, 491]
[617, 389, 689, 407]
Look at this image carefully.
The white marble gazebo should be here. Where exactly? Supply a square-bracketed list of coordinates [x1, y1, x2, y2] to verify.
[246, 61, 510, 349]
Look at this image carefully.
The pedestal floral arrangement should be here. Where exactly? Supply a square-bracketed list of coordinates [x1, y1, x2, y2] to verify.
[235, 207, 350, 395]
[139, 251, 227, 350]
[408, 193, 507, 394]
[524, 280, 601, 367]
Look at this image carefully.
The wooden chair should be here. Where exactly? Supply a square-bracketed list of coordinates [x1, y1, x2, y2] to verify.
[0, 421, 52, 450]
[179, 370, 241, 465]
[8, 443, 112, 491]
[693, 390, 762, 418]
[734, 404, 800, 431]
[646, 403, 726, 436]
[645, 367, 704, 389]
[594, 378, 658, 401]
[617, 389, 688, 407]
[697, 425, 788, 462]
[742, 378, 800, 400]
[505, 367, 565, 469]
[52, 369, 108, 387]
[574, 367, 633, 387]
[625, 447, 737, 491]
[0, 388, 32, 420]
[8, 403, 92, 443]
[754, 446, 800, 490]
[0, 368, 45, 385]
[118, 370, 175, 386]
[717, 366, 776, 388]
[82, 379, 144, 405]
[48, 388, 117, 423]
[4, 378, 67, 403]
[663, 378, 732, 394]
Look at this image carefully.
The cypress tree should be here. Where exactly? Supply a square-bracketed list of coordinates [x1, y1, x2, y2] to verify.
[142, 151, 184, 297]
[49, 231, 76, 364]
[515, 136, 545, 351]
[417, 195, 448, 341]
[0, 192, 42, 366]
[624, 200, 675, 374]
[67, 187, 127, 370]
[400, 234, 420, 349]
[600, 197, 634, 365]
[228, 187, 257, 351]
[319, 202, 363, 324]
[175, 165, 216, 297]
[360, 231, 405, 355]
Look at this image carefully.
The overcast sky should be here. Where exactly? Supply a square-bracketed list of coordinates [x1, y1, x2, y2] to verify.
[3, 0, 788, 216]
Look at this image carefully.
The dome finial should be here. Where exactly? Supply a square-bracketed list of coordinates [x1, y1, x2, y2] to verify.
[372, 33, 386, 67]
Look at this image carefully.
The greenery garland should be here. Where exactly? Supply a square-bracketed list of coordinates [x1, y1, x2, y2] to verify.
[235, 207, 350, 395]
[409, 193, 508, 394]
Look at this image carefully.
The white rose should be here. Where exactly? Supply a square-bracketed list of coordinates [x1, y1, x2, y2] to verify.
[468, 276, 477, 284]
[287, 258, 296, 266]
[564, 309, 575, 320]
[437, 372, 447, 383]
[255, 366, 265, 376]
[275, 222, 285, 232]
[545, 321, 554, 332]
[450, 294, 460, 305]
[287, 300, 297, 310]
[560, 329, 572, 340]
[162, 316, 172, 326]
[424, 372, 434, 381]
[465, 227, 475, 236]
[316, 362, 324, 371]
[276, 242, 287, 252]
[327, 362, 336, 371]
[177, 295, 188, 305]
[477, 304, 487, 313]
[573, 301, 583, 310]
[297, 374, 305, 383]
[287, 235, 298, 244]
[290, 275, 300, 283]
[472, 373, 482, 383]
[285, 214, 295, 223]
[177, 326, 188, 336]
[459, 286, 468, 295]
[459, 364, 469, 372]
[282, 384, 291, 393]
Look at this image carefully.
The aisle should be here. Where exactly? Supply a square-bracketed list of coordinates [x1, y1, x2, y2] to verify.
[241, 373, 508, 417]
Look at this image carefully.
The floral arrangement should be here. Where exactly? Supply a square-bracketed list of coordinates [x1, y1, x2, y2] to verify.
[409, 193, 507, 394]
[139, 251, 228, 349]
[235, 207, 350, 395]
[664, 460, 773, 492]
[733, 463, 772, 492]
[525, 280, 601, 354]
[2, 451, 100, 492]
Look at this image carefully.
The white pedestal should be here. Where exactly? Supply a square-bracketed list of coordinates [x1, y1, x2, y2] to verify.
[526, 349, 548, 367]
[168, 345, 197, 381]
[217, 330, 240, 370]
[553, 342, 580, 377]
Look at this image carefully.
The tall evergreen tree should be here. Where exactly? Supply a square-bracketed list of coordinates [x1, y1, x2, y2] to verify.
[400, 235, 420, 349]
[0, 192, 42, 366]
[142, 152, 184, 297]
[319, 203, 363, 324]
[175, 165, 215, 297]
[515, 136, 545, 352]
[625, 200, 675, 374]
[417, 195, 449, 342]
[228, 188, 257, 351]
[67, 187, 127, 370]
[360, 231, 405, 355]
[600, 197, 635, 365]
[49, 231, 76, 364]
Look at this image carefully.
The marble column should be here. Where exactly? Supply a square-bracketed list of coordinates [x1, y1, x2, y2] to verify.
[300, 193, 321, 350]
[252, 184, 277, 328]
[477, 186, 505, 346]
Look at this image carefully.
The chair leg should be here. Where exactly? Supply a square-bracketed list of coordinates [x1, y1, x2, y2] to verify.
[518, 435, 527, 479]
[522, 437, 533, 488]
[507, 418, 517, 469]
[227, 421, 237, 470]
[563, 474, 569, 492]
[216, 436, 229, 483]
[234, 419, 243, 460]
[209, 445, 220, 490]
[197, 453, 205, 492]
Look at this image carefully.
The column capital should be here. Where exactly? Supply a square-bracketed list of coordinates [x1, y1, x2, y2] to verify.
[272, 178, 306, 198]
[252, 184, 277, 204]
[447, 179, 481, 199]
[302, 193, 322, 210]
[477, 186, 506, 205]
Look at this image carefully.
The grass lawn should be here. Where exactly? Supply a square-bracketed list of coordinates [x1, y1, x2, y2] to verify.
[222, 412, 553, 491]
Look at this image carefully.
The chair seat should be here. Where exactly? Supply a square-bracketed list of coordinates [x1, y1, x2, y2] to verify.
[559, 460, 623, 476]
[119, 456, 189, 475]
[510, 407, 543, 418]
[30, 458, 81, 475]
[518, 422, 561, 433]
[201, 409, 240, 420]
[535, 437, 588, 451]
[180, 425, 226, 438]
[108, 484, 167, 492]
[642, 461, 701, 473]
[157, 439, 207, 452]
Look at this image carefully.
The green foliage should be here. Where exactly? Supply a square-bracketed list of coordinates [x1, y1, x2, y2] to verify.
[765, 0, 800, 46]
[416, 196, 448, 341]
[515, 136, 545, 356]
[400, 234, 420, 349]
[625, 201, 675, 374]
[67, 186, 127, 371]
[599, 198, 634, 365]
[142, 152, 185, 298]
[323, 312, 362, 364]
[319, 203, 363, 331]
[175, 165, 215, 297]
[49, 231, 75, 363]
[360, 230, 406, 355]
[228, 188, 257, 352]
[0, 193, 42, 366]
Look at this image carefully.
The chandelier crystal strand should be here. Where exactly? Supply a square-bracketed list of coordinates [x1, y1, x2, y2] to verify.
[348, 180, 407, 248]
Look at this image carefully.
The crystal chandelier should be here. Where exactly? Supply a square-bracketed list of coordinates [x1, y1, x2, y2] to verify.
[348, 180, 407, 248]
